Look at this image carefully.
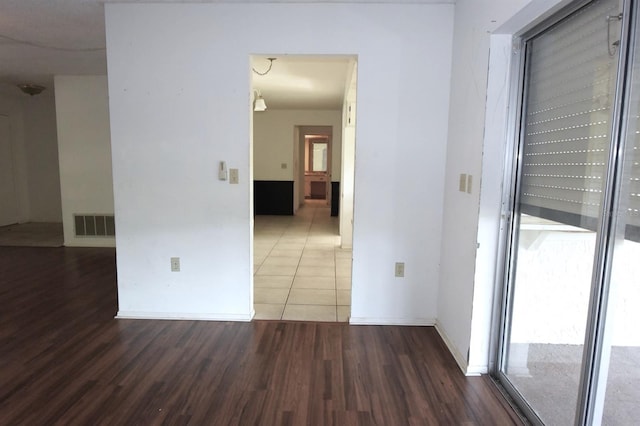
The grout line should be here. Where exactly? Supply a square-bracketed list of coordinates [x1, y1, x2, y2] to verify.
[281, 204, 314, 318]
[255, 202, 342, 321]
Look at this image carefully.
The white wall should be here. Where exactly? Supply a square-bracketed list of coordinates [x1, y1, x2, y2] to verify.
[437, 0, 570, 374]
[294, 125, 302, 211]
[253, 109, 342, 181]
[23, 94, 62, 222]
[0, 115, 18, 226]
[0, 93, 29, 225]
[55, 75, 114, 247]
[340, 62, 357, 248]
[0, 89, 63, 226]
[106, 3, 454, 322]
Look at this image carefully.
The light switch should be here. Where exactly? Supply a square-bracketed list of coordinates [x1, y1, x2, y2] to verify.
[466, 174, 473, 194]
[171, 257, 180, 272]
[229, 168, 239, 184]
[281, 163, 287, 169]
[459, 174, 467, 192]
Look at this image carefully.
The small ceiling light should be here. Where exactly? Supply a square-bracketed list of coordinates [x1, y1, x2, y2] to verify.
[17, 84, 46, 96]
[252, 57, 276, 76]
[254, 91, 267, 112]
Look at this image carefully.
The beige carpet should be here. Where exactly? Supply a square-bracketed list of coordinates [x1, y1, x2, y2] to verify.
[0, 222, 64, 247]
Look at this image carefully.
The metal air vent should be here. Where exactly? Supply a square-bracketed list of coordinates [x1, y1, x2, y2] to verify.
[74, 214, 115, 237]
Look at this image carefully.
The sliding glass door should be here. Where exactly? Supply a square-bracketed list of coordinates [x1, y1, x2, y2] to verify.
[496, 0, 640, 424]
[596, 12, 640, 422]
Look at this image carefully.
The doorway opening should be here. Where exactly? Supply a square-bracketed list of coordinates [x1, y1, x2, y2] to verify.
[304, 135, 330, 203]
[251, 54, 357, 322]
[293, 125, 334, 215]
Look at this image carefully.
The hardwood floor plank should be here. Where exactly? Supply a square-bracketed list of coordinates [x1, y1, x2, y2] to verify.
[0, 246, 524, 425]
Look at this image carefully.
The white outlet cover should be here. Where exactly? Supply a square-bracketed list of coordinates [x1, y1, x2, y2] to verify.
[170, 257, 180, 272]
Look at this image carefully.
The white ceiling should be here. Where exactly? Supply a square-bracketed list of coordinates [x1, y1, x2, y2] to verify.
[0, 0, 449, 106]
[252, 55, 353, 110]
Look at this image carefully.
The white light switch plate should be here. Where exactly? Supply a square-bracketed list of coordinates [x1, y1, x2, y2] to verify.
[229, 168, 239, 184]
[459, 174, 467, 192]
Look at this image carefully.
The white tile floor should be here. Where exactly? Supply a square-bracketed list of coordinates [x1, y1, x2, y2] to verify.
[253, 201, 352, 322]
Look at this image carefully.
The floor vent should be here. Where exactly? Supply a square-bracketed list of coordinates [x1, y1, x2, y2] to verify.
[74, 214, 115, 237]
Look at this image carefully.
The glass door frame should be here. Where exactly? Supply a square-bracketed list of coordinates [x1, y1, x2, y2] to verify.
[491, 0, 637, 424]
[576, 1, 635, 423]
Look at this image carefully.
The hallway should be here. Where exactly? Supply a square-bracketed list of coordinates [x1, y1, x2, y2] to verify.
[253, 203, 351, 322]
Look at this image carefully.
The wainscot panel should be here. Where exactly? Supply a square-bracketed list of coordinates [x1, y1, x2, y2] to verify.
[254, 181, 294, 215]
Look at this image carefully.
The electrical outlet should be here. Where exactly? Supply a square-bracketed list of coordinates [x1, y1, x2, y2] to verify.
[395, 262, 405, 278]
[171, 257, 180, 272]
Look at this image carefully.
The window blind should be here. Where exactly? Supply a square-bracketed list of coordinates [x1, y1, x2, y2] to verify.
[622, 97, 640, 241]
[518, 0, 640, 240]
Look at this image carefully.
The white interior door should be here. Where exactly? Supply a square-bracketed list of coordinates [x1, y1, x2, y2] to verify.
[0, 115, 18, 226]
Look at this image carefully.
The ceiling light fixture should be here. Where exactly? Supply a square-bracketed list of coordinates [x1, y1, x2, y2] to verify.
[252, 57, 277, 76]
[254, 90, 267, 112]
[17, 84, 46, 96]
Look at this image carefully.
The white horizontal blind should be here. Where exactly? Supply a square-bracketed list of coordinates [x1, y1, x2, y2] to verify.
[623, 97, 640, 241]
[520, 0, 621, 234]
[631, 125, 640, 236]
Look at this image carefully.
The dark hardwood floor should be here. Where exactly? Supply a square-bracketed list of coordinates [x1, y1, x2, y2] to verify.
[0, 246, 524, 425]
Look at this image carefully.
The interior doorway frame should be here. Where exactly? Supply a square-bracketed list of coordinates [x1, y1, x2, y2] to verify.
[250, 53, 358, 322]
[294, 126, 333, 211]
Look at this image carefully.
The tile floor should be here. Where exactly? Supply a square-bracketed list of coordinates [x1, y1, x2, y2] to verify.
[253, 201, 352, 322]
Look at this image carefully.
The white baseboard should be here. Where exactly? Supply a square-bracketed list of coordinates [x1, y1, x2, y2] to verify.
[116, 311, 254, 322]
[435, 321, 475, 376]
[465, 364, 488, 376]
[349, 317, 436, 326]
[65, 239, 116, 248]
